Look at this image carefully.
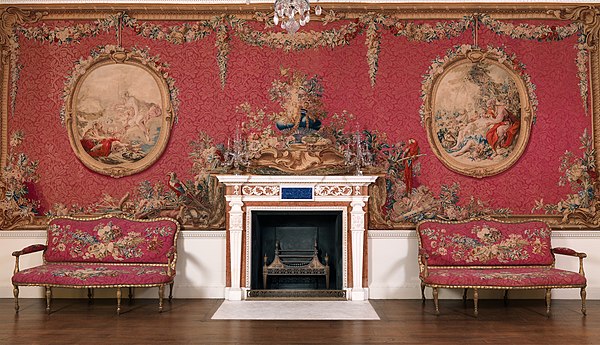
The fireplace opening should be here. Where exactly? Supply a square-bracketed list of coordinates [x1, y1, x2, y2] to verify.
[250, 211, 343, 292]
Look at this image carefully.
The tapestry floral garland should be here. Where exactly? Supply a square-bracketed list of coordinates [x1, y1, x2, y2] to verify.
[12, 12, 587, 98]
[0, 130, 39, 230]
[60, 45, 180, 125]
[419, 44, 539, 125]
[533, 129, 599, 226]
[478, 14, 588, 114]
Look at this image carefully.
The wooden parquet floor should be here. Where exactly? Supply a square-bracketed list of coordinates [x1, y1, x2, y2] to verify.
[1, 298, 598, 344]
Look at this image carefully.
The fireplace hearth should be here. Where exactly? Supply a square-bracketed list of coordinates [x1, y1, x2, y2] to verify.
[250, 211, 342, 291]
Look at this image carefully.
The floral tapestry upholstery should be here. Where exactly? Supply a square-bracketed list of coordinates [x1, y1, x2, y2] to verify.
[44, 217, 178, 264]
[12, 263, 172, 286]
[418, 220, 554, 266]
[423, 267, 587, 287]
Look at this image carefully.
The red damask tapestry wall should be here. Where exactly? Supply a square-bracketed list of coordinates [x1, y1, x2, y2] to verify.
[4, 7, 594, 229]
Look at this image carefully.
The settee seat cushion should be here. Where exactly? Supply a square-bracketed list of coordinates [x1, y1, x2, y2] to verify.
[424, 267, 586, 288]
[12, 263, 172, 287]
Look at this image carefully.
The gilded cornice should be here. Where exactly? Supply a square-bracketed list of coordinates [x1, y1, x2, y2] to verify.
[0, 3, 590, 21]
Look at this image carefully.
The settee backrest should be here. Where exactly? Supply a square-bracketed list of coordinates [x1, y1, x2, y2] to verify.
[417, 219, 554, 266]
[44, 216, 180, 264]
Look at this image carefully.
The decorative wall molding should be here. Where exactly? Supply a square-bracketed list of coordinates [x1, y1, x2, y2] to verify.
[367, 229, 600, 240]
[0, 230, 46, 238]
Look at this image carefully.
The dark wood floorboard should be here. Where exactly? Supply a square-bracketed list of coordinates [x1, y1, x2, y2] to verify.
[1, 298, 598, 344]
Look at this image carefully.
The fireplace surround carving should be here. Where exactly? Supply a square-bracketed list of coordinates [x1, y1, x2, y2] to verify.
[216, 175, 378, 301]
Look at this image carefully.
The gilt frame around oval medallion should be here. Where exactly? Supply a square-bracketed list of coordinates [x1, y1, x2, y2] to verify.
[65, 50, 174, 178]
[423, 47, 534, 178]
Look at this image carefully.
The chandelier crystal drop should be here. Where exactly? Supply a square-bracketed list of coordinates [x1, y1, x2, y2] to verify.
[274, 0, 321, 34]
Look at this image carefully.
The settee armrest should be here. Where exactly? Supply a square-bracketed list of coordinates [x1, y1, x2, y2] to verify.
[166, 246, 177, 277]
[12, 244, 47, 275]
[418, 247, 429, 278]
[12, 244, 47, 257]
[552, 247, 587, 276]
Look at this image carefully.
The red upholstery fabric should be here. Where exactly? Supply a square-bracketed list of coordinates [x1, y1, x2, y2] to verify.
[14, 244, 47, 256]
[418, 220, 554, 266]
[44, 217, 178, 264]
[553, 247, 578, 256]
[12, 263, 172, 286]
[423, 267, 587, 287]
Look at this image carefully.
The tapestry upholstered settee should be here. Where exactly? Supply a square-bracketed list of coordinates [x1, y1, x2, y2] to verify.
[11, 215, 180, 314]
[417, 218, 587, 316]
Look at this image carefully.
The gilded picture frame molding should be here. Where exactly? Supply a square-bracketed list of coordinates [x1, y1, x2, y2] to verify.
[423, 46, 534, 178]
[65, 49, 175, 178]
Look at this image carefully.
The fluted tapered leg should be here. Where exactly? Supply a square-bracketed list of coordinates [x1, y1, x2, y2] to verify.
[473, 288, 479, 317]
[159, 285, 165, 312]
[581, 287, 586, 315]
[116, 287, 122, 315]
[129, 287, 134, 303]
[87, 288, 94, 303]
[13, 285, 19, 312]
[432, 287, 439, 315]
[45, 286, 52, 314]
[545, 289, 551, 316]
[462, 289, 467, 304]
[169, 282, 174, 301]
[421, 283, 426, 302]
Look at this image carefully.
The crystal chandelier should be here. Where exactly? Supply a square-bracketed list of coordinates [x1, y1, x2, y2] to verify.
[273, 0, 322, 34]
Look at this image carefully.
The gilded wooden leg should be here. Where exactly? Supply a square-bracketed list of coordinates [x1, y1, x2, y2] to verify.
[88, 288, 94, 303]
[432, 287, 439, 315]
[128, 287, 134, 303]
[159, 285, 165, 313]
[581, 287, 587, 316]
[421, 282, 426, 302]
[45, 286, 52, 314]
[116, 287, 122, 315]
[169, 282, 174, 301]
[462, 288, 467, 304]
[545, 288, 551, 316]
[504, 289, 509, 306]
[13, 285, 19, 312]
[473, 288, 479, 317]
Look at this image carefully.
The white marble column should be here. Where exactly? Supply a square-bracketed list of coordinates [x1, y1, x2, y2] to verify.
[350, 191, 369, 301]
[226, 185, 244, 301]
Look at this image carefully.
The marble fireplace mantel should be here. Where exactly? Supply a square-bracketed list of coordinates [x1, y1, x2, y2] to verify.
[216, 175, 378, 301]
